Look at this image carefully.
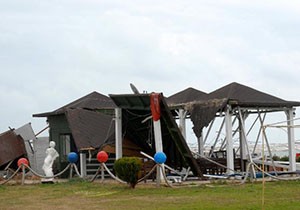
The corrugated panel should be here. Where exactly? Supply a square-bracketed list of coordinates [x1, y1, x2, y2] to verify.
[110, 93, 202, 177]
[0, 130, 27, 167]
[109, 93, 150, 110]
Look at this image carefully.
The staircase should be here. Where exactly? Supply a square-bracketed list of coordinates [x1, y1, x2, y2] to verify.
[86, 157, 115, 178]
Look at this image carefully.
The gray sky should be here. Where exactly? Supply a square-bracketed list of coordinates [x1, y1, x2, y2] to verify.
[1, 0, 300, 137]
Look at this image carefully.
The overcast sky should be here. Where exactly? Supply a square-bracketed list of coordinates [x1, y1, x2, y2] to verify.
[1, 0, 300, 138]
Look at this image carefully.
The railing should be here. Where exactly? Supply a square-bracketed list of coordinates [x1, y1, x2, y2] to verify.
[86, 157, 115, 177]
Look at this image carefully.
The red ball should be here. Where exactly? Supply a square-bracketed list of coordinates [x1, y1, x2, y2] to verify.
[17, 158, 29, 167]
[97, 151, 108, 163]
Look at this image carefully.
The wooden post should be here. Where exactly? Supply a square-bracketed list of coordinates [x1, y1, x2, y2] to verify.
[69, 164, 73, 179]
[21, 164, 25, 185]
[115, 108, 122, 160]
[101, 163, 105, 182]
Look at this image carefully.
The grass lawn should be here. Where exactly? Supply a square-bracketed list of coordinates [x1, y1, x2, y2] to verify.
[0, 179, 300, 210]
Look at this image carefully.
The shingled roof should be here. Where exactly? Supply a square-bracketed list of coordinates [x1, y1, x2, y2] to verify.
[207, 82, 300, 108]
[166, 87, 208, 106]
[65, 109, 114, 150]
[33, 91, 116, 117]
[187, 82, 300, 138]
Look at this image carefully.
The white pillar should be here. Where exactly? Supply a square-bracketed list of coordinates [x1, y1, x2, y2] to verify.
[239, 113, 247, 160]
[154, 120, 163, 152]
[198, 135, 204, 156]
[178, 109, 187, 140]
[153, 119, 164, 183]
[225, 106, 234, 174]
[80, 152, 86, 178]
[115, 108, 122, 160]
[286, 109, 296, 171]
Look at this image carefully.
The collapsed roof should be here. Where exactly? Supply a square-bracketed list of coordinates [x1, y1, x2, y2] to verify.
[109, 93, 202, 177]
[33, 91, 116, 151]
[0, 130, 27, 167]
[185, 82, 300, 138]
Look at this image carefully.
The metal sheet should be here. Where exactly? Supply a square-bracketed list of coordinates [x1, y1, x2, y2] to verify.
[110, 93, 203, 177]
[0, 130, 27, 166]
[14, 123, 36, 141]
[14, 123, 37, 170]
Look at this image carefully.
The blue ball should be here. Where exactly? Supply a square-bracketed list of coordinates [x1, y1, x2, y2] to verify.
[68, 152, 78, 163]
[154, 152, 167, 164]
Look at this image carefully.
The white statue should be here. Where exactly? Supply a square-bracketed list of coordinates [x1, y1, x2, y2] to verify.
[42, 141, 59, 182]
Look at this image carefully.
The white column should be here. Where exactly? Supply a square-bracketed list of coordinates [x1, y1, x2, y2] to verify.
[287, 109, 296, 171]
[198, 135, 204, 156]
[154, 120, 163, 152]
[178, 109, 187, 140]
[80, 152, 86, 178]
[153, 119, 164, 184]
[239, 113, 247, 160]
[225, 106, 234, 174]
[115, 108, 122, 160]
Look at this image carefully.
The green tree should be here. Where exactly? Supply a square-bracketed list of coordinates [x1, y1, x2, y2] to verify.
[280, 156, 289, 161]
[114, 157, 142, 189]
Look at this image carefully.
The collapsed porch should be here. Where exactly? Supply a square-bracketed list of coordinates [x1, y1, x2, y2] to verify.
[169, 82, 300, 177]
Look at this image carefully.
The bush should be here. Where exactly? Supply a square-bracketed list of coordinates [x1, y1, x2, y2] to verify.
[272, 155, 280, 161]
[114, 157, 142, 189]
[280, 156, 289, 161]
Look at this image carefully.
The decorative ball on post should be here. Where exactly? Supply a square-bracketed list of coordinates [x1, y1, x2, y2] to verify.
[17, 158, 29, 167]
[154, 152, 167, 164]
[68, 152, 78, 163]
[97, 151, 108, 163]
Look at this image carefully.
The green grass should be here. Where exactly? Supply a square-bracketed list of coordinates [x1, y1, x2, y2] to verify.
[0, 179, 300, 210]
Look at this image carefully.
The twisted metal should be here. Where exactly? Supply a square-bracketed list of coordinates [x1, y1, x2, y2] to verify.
[241, 162, 300, 184]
